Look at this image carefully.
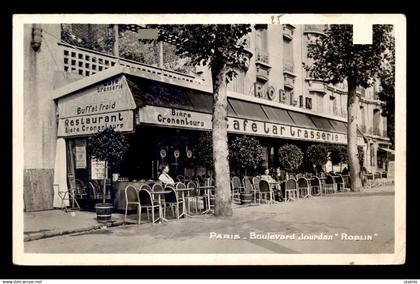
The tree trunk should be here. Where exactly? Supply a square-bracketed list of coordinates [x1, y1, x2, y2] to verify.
[347, 80, 362, 191]
[212, 66, 232, 217]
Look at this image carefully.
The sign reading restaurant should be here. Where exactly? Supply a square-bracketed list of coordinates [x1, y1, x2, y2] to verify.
[57, 75, 136, 137]
[138, 105, 348, 145]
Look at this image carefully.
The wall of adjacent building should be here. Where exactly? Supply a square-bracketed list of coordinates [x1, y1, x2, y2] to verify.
[23, 24, 63, 211]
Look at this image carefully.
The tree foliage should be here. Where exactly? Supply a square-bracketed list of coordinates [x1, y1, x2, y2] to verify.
[307, 25, 394, 88]
[329, 145, 348, 165]
[88, 127, 129, 169]
[229, 136, 264, 175]
[278, 144, 304, 174]
[305, 144, 329, 167]
[192, 131, 213, 170]
[377, 33, 395, 147]
[155, 25, 252, 79]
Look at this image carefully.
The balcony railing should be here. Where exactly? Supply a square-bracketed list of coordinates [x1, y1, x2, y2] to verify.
[256, 49, 270, 65]
[283, 62, 295, 74]
[59, 42, 206, 86]
[304, 25, 328, 34]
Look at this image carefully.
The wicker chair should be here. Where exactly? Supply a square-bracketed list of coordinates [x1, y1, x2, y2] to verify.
[297, 177, 310, 198]
[231, 176, 243, 204]
[258, 180, 275, 204]
[138, 184, 160, 223]
[324, 175, 336, 194]
[310, 176, 322, 196]
[151, 182, 166, 217]
[164, 184, 184, 219]
[285, 179, 299, 202]
[252, 177, 261, 204]
[124, 185, 141, 224]
[186, 181, 201, 213]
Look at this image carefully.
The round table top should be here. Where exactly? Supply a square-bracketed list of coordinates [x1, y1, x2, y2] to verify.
[151, 190, 171, 194]
[175, 187, 195, 191]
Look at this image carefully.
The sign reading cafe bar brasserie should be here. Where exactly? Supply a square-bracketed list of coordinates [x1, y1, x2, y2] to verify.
[139, 105, 348, 144]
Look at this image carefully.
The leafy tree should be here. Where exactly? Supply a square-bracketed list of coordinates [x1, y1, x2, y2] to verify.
[305, 144, 328, 174]
[377, 34, 395, 148]
[278, 144, 304, 174]
[307, 25, 393, 191]
[329, 145, 348, 164]
[88, 127, 129, 204]
[229, 136, 264, 177]
[192, 131, 213, 174]
[155, 25, 252, 217]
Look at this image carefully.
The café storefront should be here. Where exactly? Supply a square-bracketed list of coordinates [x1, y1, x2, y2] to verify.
[54, 67, 363, 210]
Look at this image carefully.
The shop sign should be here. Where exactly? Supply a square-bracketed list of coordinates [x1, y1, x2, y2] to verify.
[57, 76, 136, 118]
[75, 140, 87, 169]
[91, 159, 106, 180]
[139, 106, 350, 145]
[58, 110, 134, 137]
[138, 105, 211, 130]
[227, 117, 348, 145]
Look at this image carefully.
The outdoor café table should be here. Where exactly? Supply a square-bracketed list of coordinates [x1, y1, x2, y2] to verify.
[151, 190, 171, 223]
[197, 185, 214, 215]
[175, 187, 195, 218]
[268, 181, 282, 204]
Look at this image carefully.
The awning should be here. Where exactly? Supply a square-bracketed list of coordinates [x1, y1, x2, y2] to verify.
[228, 98, 268, 121]
[288, 111, 318, 129]
[311, 116, 336, 132]
[329, 120, 347, 133]
[379, 147, 395, 154]
[261, 105, 295, 125]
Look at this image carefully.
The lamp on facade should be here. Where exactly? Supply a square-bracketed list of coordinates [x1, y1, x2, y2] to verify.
[31, 24, 43, 52]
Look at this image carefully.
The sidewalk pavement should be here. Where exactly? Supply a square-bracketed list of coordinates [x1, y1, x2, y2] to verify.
[24, 209, 128, 242]
[23, 184, 395, 242]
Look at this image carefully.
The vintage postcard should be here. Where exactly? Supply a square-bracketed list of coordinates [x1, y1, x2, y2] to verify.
[13, 14, 406, 265]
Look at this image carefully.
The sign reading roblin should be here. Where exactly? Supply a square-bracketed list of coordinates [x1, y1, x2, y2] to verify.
[57, 75, 136, 137]
[139, 105, 351, 145]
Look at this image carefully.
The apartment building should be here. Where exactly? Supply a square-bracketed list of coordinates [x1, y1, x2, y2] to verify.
[22, 24, 391, 211]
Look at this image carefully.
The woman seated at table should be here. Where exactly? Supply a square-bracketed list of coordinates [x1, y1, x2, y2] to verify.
[158, 165, 175, 186]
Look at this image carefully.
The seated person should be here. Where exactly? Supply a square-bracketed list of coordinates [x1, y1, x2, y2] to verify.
[260, 168, 276, 183]
[158, 165, 175, 186]
[341, 167, 349, 175]
[272, 167, 288, 182]
[261, 169, 282, 198]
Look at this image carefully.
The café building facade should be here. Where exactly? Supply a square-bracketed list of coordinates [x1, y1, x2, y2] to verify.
[23, 23, 392, 211]
[52, 65, 366, 210]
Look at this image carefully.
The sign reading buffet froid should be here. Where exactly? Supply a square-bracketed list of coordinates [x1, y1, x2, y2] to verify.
[139, 105, 350, 145]
[57, 76, 136, 137]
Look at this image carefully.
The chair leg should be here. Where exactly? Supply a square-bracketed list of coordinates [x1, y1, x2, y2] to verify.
[137, 205, 141, 224]
[124, 205, 128, 224]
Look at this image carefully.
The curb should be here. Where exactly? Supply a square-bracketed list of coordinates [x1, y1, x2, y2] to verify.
[24, 219, 126, 242]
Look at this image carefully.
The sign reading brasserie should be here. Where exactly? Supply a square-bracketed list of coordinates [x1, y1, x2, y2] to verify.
[57, 76, 136, 137]
[139, 105, 349, 145]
